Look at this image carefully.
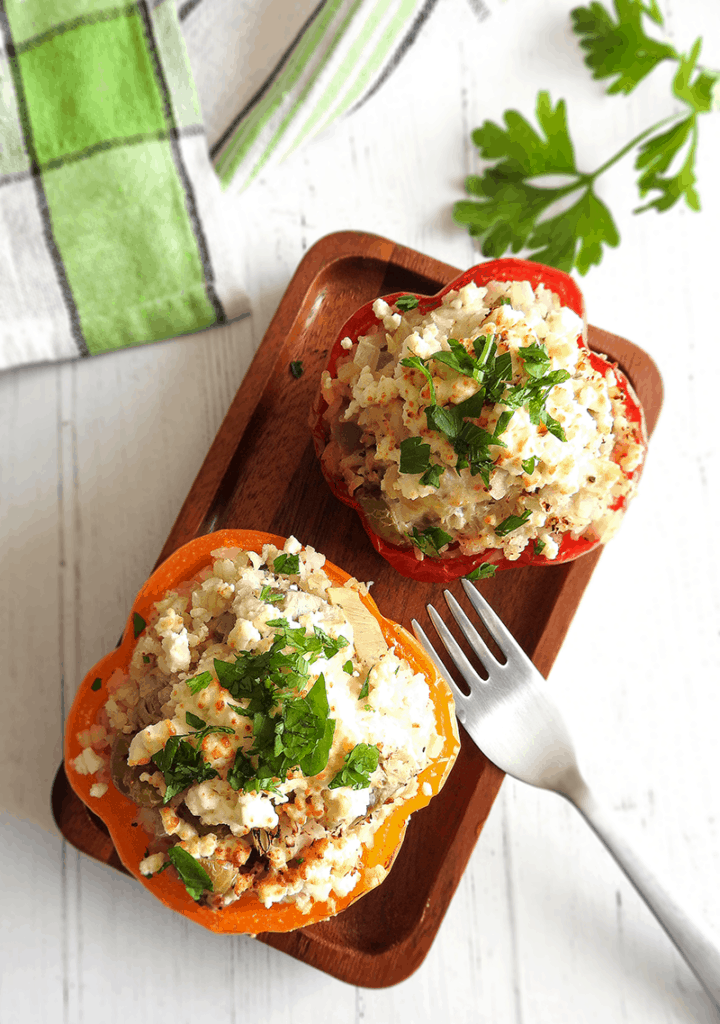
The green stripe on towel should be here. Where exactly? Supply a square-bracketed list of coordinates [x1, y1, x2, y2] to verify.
[1, 0, 224, 358]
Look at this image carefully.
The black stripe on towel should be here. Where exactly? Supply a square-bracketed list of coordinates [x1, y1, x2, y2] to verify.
[0, 125, 206, 190]
[178, 0, 204, 21]
[209, 0, 330, 161]
[0, 0, 89, 357]
[348, 0, 442, 115]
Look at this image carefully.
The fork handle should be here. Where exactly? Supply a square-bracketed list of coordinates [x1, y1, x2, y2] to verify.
[567, 781, 720, 1010]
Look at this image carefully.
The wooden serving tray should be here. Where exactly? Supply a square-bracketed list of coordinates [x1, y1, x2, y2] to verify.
[53, 230, 663, 987]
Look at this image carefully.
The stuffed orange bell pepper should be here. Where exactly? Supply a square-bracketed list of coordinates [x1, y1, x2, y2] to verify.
[65, 530, 459, 934]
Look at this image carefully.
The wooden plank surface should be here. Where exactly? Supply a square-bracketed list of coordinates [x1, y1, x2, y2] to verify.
[3, 0, 720, 1019]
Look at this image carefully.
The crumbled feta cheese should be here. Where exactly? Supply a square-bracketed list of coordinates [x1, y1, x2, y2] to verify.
[72, 747, 104, 776]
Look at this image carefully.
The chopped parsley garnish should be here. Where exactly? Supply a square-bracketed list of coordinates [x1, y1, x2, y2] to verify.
[408, 525, 453, 556]
[343, 660, 354, 674]
[290, 360, 304, 378]
[227, 674, 335, 793]
[91, 677, 102, 691]
[218, 618, 347, 792]
[187, 671, 213, 695]
[167, 846, 213, 902]
[495, 509, 533, 537]
[260, 585, 284, 605]
[142, 654, 151, 664]
[395, 295, 420, 311]
[185, 711, 207, 730]
[329, 743, 380, 790]
[151, 735, 220, 803]
[399, 335, 566, 490]
[358, 677, 369, 700]
[150, 711, 235, 803]
[399, 436, 445, 486]
[399, 436, 432, 475]
[534, 539, 546, 555]
[464, 563, 497, 580]
[132, 613, 146, 639]
[522, 456, 539, 475]
[273, 552, 300, 575]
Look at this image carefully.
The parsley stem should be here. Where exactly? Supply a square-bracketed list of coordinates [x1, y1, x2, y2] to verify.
[587, 113, 680, 181]
[527, 113, 681, 200]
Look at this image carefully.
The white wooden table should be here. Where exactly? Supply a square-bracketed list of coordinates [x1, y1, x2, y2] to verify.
[2, 0, 719, 1020]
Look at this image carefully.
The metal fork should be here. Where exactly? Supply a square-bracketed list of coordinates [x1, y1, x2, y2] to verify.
[412, 580, 720, 1010]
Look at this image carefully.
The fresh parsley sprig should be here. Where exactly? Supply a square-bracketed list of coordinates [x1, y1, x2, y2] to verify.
[454, 1, 719, 273]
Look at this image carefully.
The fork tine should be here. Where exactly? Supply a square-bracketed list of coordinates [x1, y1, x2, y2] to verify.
[411, 618, 469, 716]
[424, 603, 488, 694]
[461, 578, 532, 667]
[443, 590, 500, 671]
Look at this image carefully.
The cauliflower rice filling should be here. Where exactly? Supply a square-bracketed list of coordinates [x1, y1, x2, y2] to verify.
[319, 279, 646, 562]
[73, 538, 443, 914]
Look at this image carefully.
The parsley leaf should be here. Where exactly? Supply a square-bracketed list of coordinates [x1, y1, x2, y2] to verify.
[273, 552, 300, 575]
[464, 563, 497, 580]
[408, 525, 453, 556]
[495, 510, 533, 537]
[455, 91, 621, 275]
[522, 456, 539, 475]
[395, 295, 420, 311]
[358, 677, 369, 700]
[187, 671, 213, 695]
[167, 846, 213, 902]
[570, 0, 676, 95]
[91, 677, 102, 691]
[329, 743, 380, 790]
[632, 36, 719, 216]
[132, 613, 146, 639]
[343, 660, 354, 674]
[227, 674, 336, 792]
[219, 619, 348, 793]
[290, 360, 304, 378]
[152, 735, 219, 803]
[260, 585, 284, 605]
[420, 463, 445, 488]
[399, 436, 432, 475]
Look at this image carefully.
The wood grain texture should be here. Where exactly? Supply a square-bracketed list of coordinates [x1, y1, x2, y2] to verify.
[53, 231, 662, 987]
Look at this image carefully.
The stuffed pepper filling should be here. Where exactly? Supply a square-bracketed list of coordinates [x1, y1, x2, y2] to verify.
[318, 279, 646, 563]
[72, 538, 445, 914]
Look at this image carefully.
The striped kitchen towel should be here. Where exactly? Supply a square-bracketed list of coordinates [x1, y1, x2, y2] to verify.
[0, 0, 491, 372]
[180, 0, 473, 192]
[0, 0, 246, 371]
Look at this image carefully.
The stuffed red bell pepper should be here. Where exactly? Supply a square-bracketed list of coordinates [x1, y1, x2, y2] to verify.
[311, 258, 647, 583]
